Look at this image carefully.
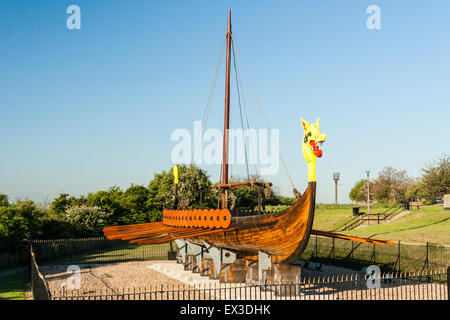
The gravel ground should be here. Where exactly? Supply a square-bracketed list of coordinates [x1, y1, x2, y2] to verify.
[297, 260, 360, 279]
[40, 260, 189, 298]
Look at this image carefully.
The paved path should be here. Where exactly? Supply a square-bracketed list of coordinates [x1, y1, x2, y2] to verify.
[0, 266, 28, 278]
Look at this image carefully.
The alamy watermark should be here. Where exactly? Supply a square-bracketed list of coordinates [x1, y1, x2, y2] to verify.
[171, 121, 280, 175]
[366, 265, 381, 289]
[61, 265, 81, 290]
[366, 5, 381, 30]
[66, 5, 81, 30]
[64, 5, 381, 31]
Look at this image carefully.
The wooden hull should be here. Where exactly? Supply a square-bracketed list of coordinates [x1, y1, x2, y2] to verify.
[188, 182, 316, 264]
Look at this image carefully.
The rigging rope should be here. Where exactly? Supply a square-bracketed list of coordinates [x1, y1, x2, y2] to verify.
[231, 37, 297, 191]
[231, 40, 251, 182]
[191, 33, 297, 197]
[192, 36, 227, 165]
[232, 42, 259, 179]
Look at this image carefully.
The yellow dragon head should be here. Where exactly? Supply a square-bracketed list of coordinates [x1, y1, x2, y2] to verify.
[301, 118, 326, 182]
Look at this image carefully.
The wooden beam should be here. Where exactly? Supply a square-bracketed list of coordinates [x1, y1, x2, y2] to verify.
[212, 181, 271, 189]
[311, 229, 395, 245]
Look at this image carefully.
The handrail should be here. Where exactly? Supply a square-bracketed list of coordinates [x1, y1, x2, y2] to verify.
[211, 181, 271, 189]
[333, 202, 405, 232]
[333, 213, 362, 232]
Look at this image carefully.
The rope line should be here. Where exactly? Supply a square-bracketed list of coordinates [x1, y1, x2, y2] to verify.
[192, 36, 227, 165]
[231, 36, 296, 191]
[232, 42, 259, 179]
[231, 40, 250, 181]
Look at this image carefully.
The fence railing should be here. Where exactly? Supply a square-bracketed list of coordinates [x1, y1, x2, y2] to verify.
[29, 238, 449, 300]
[51, 268, 449, 300]
[0, 247, 30, 271]
[333, 202, 405, 232]
[301, 235, 449, 273]
[31, 237, 174, 265]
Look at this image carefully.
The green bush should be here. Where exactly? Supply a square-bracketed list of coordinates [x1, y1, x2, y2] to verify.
[0, 199, 43, 251]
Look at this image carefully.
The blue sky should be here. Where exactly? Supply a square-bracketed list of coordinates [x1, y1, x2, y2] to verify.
[0, 0, 449, 204]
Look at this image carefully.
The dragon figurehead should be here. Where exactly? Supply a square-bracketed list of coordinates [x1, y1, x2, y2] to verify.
[301, 118, 327, 182]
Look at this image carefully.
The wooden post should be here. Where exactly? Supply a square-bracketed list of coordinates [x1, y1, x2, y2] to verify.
[221, 10, 232, 209]
[334, 179, 338, 204]
[366, 171, 370, 214]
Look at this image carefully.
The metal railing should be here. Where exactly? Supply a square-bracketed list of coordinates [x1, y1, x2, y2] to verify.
[30, 238, 449, 300]
[31, 237, 173, 265]
[51, 268, 449, 300]
[302, 235, 449, 273]
[333, 202, 405, 232]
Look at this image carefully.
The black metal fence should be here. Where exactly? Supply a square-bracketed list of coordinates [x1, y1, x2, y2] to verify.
[29, 237, 449, 300]
[31, 237, 173, 265]
[333, 202, 405, 231]
[51, 268, 449, 300]
[300, 235, 449, 273]
[0, 247, 30, 271]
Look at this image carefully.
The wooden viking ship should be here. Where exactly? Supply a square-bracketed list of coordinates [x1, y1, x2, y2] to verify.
[103, 11, 393, 267]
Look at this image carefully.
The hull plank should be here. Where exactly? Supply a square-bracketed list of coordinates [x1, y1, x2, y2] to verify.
[103, 182, 316, 264]
[188, 182, 316, 264]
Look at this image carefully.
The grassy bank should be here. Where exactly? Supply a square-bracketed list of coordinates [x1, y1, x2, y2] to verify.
[312, 203, 393, 232]
[310, 203, 449, 246]
[0, 271, 30, 300]
[343, 205, 449, 245]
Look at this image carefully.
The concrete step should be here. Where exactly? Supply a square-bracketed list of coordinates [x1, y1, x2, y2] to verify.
[146, 261, 318, 300]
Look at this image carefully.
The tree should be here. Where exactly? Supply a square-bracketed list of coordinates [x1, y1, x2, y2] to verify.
[349, 179, 375, 203]
[148, 165, 216, 210]
[405, 180, 424, 201]
[420, 154, 450, 200]
[176, 165, 214, 208]
[0, 200, 43, 251]
[372, 167, 411, 203]
[0, 194, 9, 207]
[119, 185, 157, 223]
[349, 179, 366, 202]
[359, 180, 375, 203]
[233, 184, 259, 208]
[223, 174, 282, 209]
[49, 193, 72, 214]
[64, 205, 111, 236]
[87, 187, 127, 224]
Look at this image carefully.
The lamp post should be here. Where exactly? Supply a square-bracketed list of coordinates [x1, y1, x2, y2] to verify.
[333, 172, 340, 205]
[366, 170, 370, 214]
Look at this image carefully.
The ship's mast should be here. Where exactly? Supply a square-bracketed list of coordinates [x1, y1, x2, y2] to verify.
[221, 10, 232, 209]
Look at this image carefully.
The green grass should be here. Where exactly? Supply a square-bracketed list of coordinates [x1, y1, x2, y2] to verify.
[303, 204, 450, 272]
[0, 271, 30, 300]
[0, 242, 171, 300]
[40, 242, 171, 265]
[264, 205, 290, 212]
[311, 203, 449, 246]
[312, 207, 353, 231]
[343, 205, 450, 245]
[312, 203, 391, 231]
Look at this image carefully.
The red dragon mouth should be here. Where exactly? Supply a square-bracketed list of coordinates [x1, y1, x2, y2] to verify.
[310, 140, 323, 158]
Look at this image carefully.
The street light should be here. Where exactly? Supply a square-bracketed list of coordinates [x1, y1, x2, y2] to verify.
[333, 172, 340, 204]
[366, 170, 370, 214]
